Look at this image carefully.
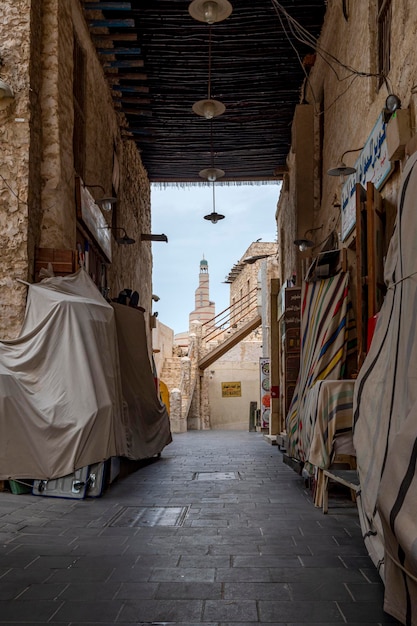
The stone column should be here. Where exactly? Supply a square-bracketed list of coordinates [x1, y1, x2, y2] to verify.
[180, 356, 191, 397]
[169, 388, 186, 434]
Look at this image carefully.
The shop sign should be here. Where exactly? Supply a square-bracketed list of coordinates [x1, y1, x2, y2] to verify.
[259, 358, 270, 428]
[76, 178, 112, 262]
[277, 286, 301, 323]
[341, 113, 394, 241]
[221, 381, 241, 397]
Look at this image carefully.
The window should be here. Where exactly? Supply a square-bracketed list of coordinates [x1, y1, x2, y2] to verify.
[377, 0, 392, 88]
[73, 34, 86, 178]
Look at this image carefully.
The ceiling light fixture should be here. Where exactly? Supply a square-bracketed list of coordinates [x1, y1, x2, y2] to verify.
[84, 183, 117, 212]
[188, 0, 232, 24]
[192, 25, 225, 119]
[294, 225, 323, 252]
[192, 98, 225, 119]
[327, 147, 364, 178]
[204, 181, 225, 224]
[199, 167, 225, 182]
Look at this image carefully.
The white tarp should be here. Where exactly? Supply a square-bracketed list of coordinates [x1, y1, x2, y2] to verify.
[353, 150, 417, 625]
[0, 270, 171, 480]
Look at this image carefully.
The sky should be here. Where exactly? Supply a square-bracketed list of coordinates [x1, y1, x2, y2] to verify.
[150, 182, 281, 335]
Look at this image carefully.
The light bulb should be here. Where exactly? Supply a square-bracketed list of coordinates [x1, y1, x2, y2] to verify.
[203, 1, 218, 23]
[101, 199, 113, 212]
[203, 100, 216, 119]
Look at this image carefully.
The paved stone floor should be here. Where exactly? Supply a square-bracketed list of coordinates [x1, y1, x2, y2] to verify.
[0, 430, 400, 625]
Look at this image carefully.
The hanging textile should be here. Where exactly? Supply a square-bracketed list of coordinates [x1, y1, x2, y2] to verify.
[354, 151, 417, 625]
[286, 271, 356, 463]
[111, 303, 172, 460]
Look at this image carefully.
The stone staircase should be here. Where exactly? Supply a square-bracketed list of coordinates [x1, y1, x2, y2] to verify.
[162, 355, 193, 411]
[160, 356, 182, 392]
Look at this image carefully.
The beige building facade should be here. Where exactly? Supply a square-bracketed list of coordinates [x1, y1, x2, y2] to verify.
[199, 241, 278, 431]
[207, 341, 263, 430]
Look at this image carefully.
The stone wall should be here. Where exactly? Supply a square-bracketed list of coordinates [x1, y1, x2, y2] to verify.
[152, 319, 175, 378]
[228, 241, 277, 320]
[277, 0, 417, 302]
[0, 1, 153, 344]
[0, 0, 34, 337]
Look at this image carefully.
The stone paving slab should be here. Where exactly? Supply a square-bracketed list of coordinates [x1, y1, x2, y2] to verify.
[0, 430, 401, 624]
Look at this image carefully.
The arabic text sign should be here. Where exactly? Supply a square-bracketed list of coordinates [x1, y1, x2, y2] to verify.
[341, 114, 393, 241]
[221, 382, 241, 398]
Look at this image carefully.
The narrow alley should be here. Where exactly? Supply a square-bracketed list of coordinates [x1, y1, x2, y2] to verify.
[0, 431, 397, 625]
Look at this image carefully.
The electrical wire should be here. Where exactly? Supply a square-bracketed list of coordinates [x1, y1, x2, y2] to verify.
[270, 0, 384, 115]
[271, 0, 381, 80]
[0, 171, 75, 214]
[271, 1, 318, 107]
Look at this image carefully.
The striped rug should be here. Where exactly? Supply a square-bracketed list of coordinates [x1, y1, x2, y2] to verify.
[286, 272, 356, 464]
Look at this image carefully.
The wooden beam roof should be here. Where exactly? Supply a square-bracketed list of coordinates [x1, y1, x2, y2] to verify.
[82, 0, 325, 184]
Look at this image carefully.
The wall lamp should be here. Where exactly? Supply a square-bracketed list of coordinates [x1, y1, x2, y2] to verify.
[141, 233, 168, 242]
[84, 183, 117, 212]
[294, 225, 323, 252]
[383, 93, 401, 123]
[0, 79, 14, 100]
[327, 147, 363, 178]
[100, 226, 135, 245]
[243, 253, 276, 264]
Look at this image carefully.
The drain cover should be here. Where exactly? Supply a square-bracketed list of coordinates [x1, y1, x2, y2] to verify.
[193, 471, 240, 480]
[109, 506, 189, 527]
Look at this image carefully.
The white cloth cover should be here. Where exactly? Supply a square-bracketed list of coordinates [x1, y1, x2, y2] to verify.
[353, 151, 417, 625]
[0, 270, 171, 480]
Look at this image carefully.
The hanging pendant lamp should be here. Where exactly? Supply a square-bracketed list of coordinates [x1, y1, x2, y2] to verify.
[188, 0, 232, 24]
[204, 181, 225, 224]
[199, 167, 225, 182]
[192, 98, 225, 119]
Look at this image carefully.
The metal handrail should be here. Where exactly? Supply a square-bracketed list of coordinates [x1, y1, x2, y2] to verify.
[202, 287, 259, 342]
[204, 304, 260, 344]
[201, 286, 258, 329]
